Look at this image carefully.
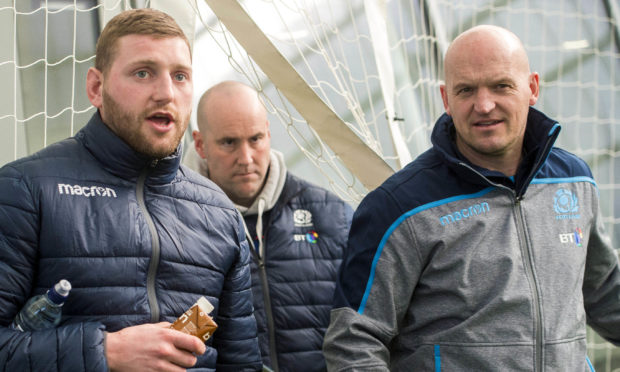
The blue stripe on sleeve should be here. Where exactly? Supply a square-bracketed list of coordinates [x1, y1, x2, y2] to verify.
[357, 187, 495, 314]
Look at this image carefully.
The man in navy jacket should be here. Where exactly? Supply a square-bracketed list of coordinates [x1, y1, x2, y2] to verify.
[186, 81, 353, 372]
[0, 9, 261, 371]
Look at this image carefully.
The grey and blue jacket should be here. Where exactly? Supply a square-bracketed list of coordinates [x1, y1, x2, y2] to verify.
[323, 107, 620, 371]
[0, 113, 262, 371]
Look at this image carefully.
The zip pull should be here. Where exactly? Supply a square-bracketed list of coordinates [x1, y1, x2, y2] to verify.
[515, 192, 524, 203]
[149, 159, 159, 168]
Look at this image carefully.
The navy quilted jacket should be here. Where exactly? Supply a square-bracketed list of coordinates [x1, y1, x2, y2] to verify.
[245, 173, 353, 372]
[0, 113, 262, 371]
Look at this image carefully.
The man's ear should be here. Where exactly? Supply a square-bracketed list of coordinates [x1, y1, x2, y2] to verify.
[440, 84, 451, 116]
[192, 130, 206, 159]
[528, 72, 540, 106]
[86, 67, 104, 109]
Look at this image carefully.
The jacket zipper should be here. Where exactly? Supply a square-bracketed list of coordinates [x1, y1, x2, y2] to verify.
[137, 167, 161, 323]
[253, 249, 279, 372]
[460, 161, 546, 370]
[249, 182, 302, 372]
[514, 198, 544, 372]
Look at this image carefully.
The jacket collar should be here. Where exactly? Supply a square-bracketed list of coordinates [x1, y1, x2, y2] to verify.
[76, 111, 181, 184]
[431, 106, 561, 197]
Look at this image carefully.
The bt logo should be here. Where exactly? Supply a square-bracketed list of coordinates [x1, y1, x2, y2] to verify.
[559, 228, 583, 246]
[294, 230, 319, 244]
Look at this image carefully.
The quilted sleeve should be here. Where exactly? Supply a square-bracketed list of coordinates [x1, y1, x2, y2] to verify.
[0, 165, 108, 371]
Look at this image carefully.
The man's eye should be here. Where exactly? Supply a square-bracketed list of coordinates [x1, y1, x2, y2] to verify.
[174, 73, 187, 82]
[135, 71, 149, 79]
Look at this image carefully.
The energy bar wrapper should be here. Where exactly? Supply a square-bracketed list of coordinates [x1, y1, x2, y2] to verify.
[170, 297, 218, 342]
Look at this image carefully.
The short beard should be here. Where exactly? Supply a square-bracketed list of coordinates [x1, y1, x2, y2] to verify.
[102, 90, 188, 159]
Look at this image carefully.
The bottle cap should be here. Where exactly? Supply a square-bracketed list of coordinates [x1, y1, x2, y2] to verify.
[48, 279, 71, 305]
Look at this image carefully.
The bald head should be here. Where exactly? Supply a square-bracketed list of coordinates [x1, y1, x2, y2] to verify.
[196, 81, 267, 134]
[444, 25, 531, 83]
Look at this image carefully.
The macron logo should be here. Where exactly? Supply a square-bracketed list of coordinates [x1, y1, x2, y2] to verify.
[57, 183, 117, 198]
[439, 202, 490, 226]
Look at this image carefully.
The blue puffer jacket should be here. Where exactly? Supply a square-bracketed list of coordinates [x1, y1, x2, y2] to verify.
[245, 173, 353, 372]
[0, 113, 262, 371]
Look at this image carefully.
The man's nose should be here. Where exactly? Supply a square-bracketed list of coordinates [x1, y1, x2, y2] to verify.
[152, 74, 174, 103]
[473, 88, 495, 113]
[237, 143, 254, 165]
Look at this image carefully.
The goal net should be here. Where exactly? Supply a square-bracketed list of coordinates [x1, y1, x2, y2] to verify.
[191, 2, 619, 367]
[0, 0, 618, 369]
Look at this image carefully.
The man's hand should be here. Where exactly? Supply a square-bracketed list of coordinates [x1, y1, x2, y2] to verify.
[105, 322, 207, 372]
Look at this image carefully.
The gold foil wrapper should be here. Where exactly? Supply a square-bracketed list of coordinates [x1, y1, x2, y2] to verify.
[170, 297, 218, 342]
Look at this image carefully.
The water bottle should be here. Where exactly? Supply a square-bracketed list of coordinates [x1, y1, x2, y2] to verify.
[10, 279, 72, 332]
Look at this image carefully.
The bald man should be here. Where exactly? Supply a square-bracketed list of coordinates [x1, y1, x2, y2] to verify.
[185, 81, 353, 372]
[323, 25, 620, 371]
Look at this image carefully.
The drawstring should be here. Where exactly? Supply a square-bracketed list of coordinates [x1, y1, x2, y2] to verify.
[256, 198, 266, 258]
[238, 197, 267, 258]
